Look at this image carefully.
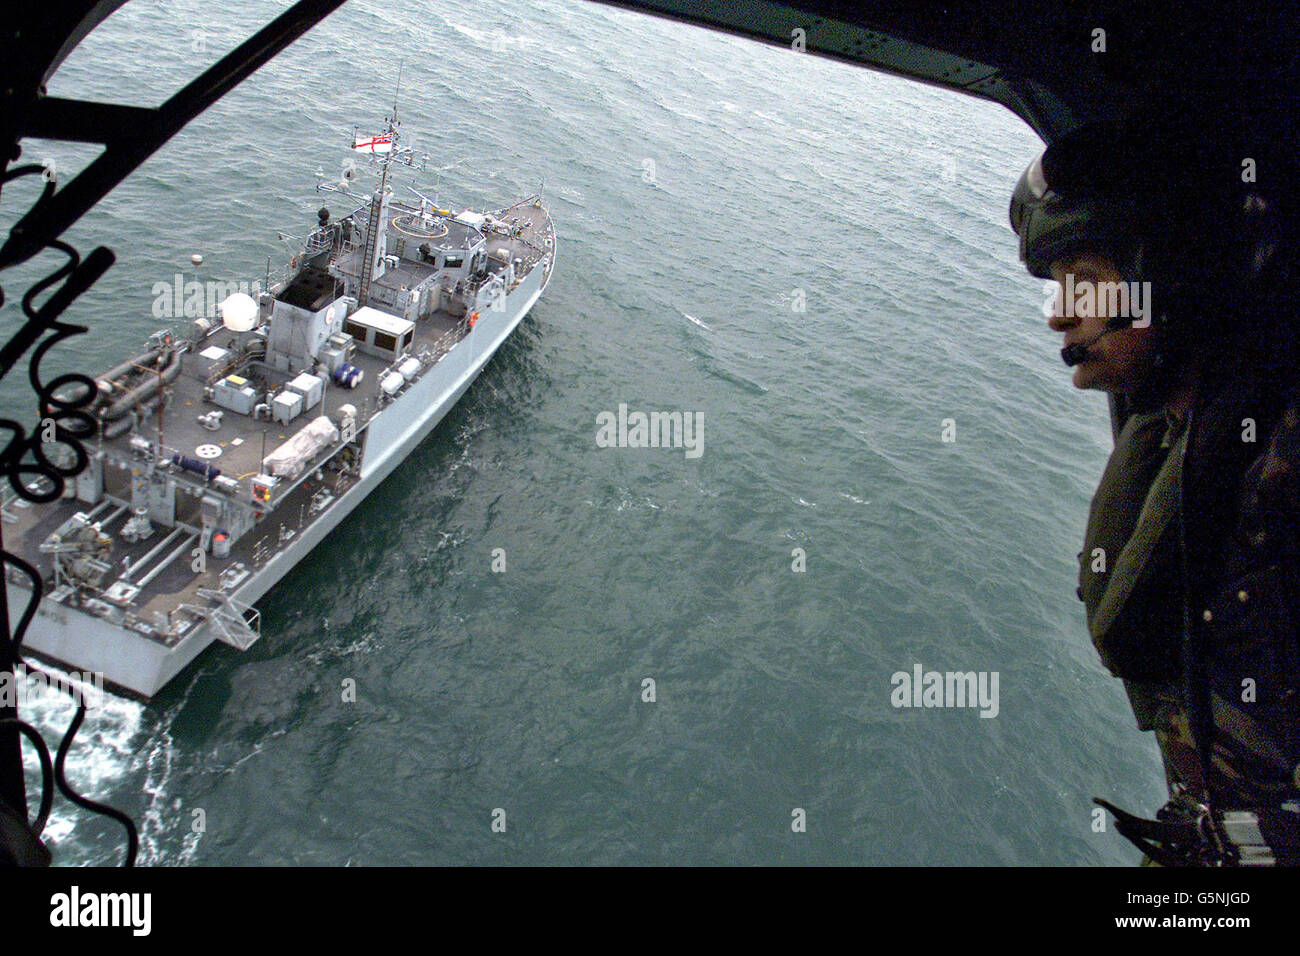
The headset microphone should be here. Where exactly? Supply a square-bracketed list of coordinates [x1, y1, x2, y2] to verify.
[1060, 316, 1134, 367]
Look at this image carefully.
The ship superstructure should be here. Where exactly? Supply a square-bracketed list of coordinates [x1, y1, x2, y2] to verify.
[4, 110, 555, 698]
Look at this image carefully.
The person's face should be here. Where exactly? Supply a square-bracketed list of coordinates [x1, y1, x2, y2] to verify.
[1047, 254, 1156, 393]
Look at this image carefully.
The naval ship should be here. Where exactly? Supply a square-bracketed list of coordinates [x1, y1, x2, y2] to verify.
[3, 111, 555, 699]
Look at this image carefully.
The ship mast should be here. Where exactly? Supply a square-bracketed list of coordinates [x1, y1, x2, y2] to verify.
[356, 68, 403, 308]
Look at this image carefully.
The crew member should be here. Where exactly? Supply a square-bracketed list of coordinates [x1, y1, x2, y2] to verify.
[1009, 121, 1300, 864]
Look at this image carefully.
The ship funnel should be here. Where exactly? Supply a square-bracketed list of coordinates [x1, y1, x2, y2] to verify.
[220, 292, 259, 332]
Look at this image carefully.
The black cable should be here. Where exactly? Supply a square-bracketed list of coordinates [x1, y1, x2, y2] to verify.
[0, 0, 347, 867]
[0, 718, 53, 836]
[0, 162, 139, 865]
[51, 703, 139, 867]
[2, 548, 140, 866]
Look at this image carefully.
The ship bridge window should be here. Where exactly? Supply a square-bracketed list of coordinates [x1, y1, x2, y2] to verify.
[445, 255, 463, 269]
[400, 330, 412, 352]
[343, 318, 369, 343]
[373, 331, 398, 353]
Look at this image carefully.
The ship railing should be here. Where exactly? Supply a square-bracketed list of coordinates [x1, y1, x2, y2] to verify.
[314, 230, 360, 257]
[499, 194, 541, 212]
[326, 235, 360, 274]
[303, 228, 333, 256]
[428, 329, 456, 362]
[460, 274, 505, 301]
[203, 337, 266, 387]
[193, 587, 262, 651]
[204, 355, 243, 388]
[250, 265, 296, 296]
[376, 324, 466, 397]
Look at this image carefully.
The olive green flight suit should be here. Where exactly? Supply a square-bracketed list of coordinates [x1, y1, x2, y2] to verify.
[1079, 409, 1206, 799]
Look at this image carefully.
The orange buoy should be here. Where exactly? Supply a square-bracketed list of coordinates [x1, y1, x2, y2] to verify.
[468, 311, 479, 329]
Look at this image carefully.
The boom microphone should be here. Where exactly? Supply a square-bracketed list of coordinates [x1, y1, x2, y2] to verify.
[1061, 316, 1133, 367]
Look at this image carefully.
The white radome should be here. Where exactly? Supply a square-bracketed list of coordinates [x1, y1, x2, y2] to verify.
[220, 292, 258, 331]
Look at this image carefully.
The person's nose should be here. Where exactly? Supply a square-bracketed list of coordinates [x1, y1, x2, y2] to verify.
[1046, 284, 1077, 332]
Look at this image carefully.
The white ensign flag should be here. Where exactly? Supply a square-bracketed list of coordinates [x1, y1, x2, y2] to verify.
[353, 134, 393, 154]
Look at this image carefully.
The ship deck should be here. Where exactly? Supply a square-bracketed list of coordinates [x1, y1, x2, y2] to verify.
[4, 197, 554, 649]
